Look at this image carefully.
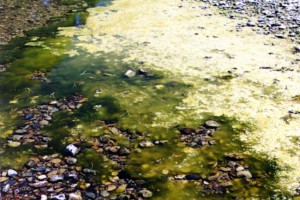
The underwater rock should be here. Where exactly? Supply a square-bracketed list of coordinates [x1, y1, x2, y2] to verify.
[30, 180, 48, 188]
[7, 169, 18, 177]
[124, 70, 136, 77]
[139, 141, 154, 147]
[185, 174, 201, 180]
[100, 190, 110, 197]
[66, 144, 80, 156]
[204, 120, 221, 128]
[139, 189, 153, 198]
[50, 193, 66, 200]
[237, 170, 252, 179]
[2, 183, 10, 193]
[69, 192, 83, 200]
[7, 141, 21, 147]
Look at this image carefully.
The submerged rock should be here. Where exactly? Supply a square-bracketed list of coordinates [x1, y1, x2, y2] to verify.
[139, 189, 153, 198]
[124, 70, 136, 77]
[237, 170, 252, 179]
[204, 120, 221, 128]
[66, 144, 80, 156]
[7, 169, 18, 177]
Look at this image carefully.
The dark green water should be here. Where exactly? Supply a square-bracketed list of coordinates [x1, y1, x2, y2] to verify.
[0, 2, 292, 199]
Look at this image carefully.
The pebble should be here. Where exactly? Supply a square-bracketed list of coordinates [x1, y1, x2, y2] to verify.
[2, 184, 10, 193]
[237, 170, 252, 179]
[0, 177, 9, 182]
[236, 166, 245, 172]
[69, 192, 83, 200]
[37, 175, 47, 180]
[30, 181, 48, 188]
[101, 190, 110, 197]
[116, 184, 127, 193]
[85, 192, 96, 199]
[7, 141, 21, 147]
[41, 194, 48, 200]
[139, 189, 153, 198]
[295, 46, 300, 53]
[204, 120, 221, 128]
[139, 141, 154, 147]
[49, 175, 64, 182]
[185, 174, 201, 180]
[66, 144, 80, 156]
[50, 194, 66, 200]
[107, 184, 117, 191]
[7, 169, 18, 177]
[66, 157, 77, 165]
[124, 70, 136, 77]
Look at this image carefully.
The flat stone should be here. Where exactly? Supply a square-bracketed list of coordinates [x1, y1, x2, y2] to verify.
[219, 167, 231, 172]
[237, 170, 252, 179]
[204, 120, 221, 128]
[50, 193, 66, 200]
[49, 175, 64, 182]
[107, 184, 117, 191]
[185, 174, 201, 180]
[30, 180, 48, 188]
[139, 189, 153, 198]
[51, 158, 62, 164]
[221, 181, 233, 187]
[7, 141, 21, 147]
[37, 175, 47, 180]
[12, 135, 24, 140]
[101, 190, 110, 197]
[0, 177, 9, 182]
[116, 184, 127, 193]
[85, 192, 96, 199]
[7, 169, 18, 177]
[139, 141, 154, 147]
[69, 192, 83, 200]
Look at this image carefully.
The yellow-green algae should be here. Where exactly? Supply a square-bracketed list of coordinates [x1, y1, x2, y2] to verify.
[58, 0, 300, 193]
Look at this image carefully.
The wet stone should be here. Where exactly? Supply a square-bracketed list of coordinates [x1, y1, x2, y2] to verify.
[49, 174, 64, 183]
[237, 170, 252, 179]
[51, 193, 66, 200]
[101, 190, 110, 197]
[7, 141, 21, 147]
[2, 184, 10, 193]
[15, 129, 27, 134]
[139, 189, 153, 198]
[30, 181, 48, 188]
[66, 144, 80, 156]
[124, 70, 136, 78]
[85, 192, 96, 199]
[185, 174, 201, 180]
[204, 120, 221, 128]
[139, 141, 154, 147]
[66, 157, 77, 165]
[69, 192, 83, 200]
[0, 177, 9, 182]
[7, 169, 18, 177]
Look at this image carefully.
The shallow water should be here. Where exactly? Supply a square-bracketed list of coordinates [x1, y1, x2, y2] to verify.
[0, 0, 298, 199]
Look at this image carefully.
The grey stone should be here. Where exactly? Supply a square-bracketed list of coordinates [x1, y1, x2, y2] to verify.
[101, 190, 110, 197]
[139, 141, 154, 147]
[204, 120, 221, 128]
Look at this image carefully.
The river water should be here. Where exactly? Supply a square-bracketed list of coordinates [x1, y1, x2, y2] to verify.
[0, 0, 299, 199]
